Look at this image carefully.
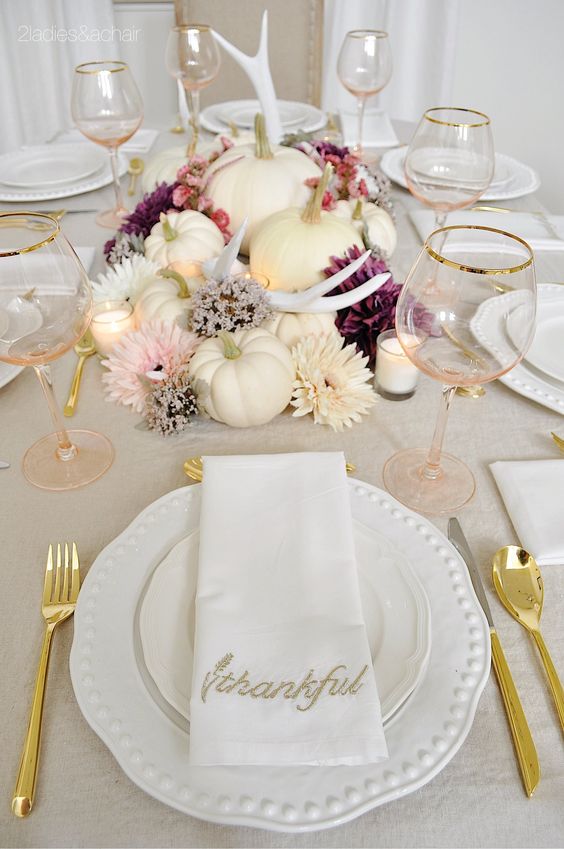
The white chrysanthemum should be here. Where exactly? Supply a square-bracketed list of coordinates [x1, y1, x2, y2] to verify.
[92, 255, 161, 304]
[291, 333, 377, 432]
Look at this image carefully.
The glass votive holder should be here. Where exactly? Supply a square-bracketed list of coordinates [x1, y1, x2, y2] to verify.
[234, 270, 270, 289]
[90, 300, 135, 358]
[375, 329, 419, 400]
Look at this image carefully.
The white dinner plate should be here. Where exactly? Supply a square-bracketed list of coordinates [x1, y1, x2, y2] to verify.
[0, 362, 23, 390]
[507, 294, 564, 383]
[381, 149, 540, 201]
[472, 283, 564, 415]
[0, 144, 107, 188]
[139, 520, 431, 726]
[0, 152, 128, 202]
[201, 99, 326, 135]
[70, 479, 490, 832]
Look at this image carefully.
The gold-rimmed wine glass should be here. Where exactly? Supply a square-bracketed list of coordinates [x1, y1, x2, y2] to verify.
[165, 24, 221, 142]
[0, 213, 114, 490]
[71, 61, 143, 229]
[337, 30, 392, 157]
[383, 224, 536, 516]
[405, 107, 495, 228]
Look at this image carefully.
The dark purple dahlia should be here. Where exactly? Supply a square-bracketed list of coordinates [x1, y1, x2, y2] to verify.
[104, 182, 179, 262]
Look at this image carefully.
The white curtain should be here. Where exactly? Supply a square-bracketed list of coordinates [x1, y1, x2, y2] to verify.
[322, 0, 460, 122]
[0, 0, 117, 153]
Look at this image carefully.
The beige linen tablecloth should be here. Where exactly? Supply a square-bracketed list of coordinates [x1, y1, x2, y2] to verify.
[1, 131, 563, 848]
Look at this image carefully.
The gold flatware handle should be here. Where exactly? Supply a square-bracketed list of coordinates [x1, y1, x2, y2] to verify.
[128, 173, 137, 197]
[531, 629, 564, 733]
[551, 431, 564, 451]
[64, 354, 88, 417]
[12, 623, 56, 817]
[490, 629, 540, 797]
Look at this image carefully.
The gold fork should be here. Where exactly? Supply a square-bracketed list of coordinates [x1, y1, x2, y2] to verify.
[183, 455, 356, 482]
[12, 543, 81, 817]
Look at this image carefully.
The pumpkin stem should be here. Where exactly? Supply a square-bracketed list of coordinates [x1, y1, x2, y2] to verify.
[254, 114, 273, 160]
[218, 330, 242, 360]
[228, 120, 239, 138]
[352, 199, 363, 220]
[160, 212, 177, 242]
[301, 163, 333, 225]
[158, 268, 190, 299]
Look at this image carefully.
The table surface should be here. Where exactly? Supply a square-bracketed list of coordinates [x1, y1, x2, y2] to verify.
[1, 128, 563, 849]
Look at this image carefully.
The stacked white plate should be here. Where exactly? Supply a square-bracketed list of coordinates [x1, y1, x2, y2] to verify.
[0, 143, 128, 202]
[381, 148, 540, 202]
[200, 99, 326, 135]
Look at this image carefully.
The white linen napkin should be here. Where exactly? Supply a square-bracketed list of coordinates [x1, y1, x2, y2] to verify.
[340, 109, 399, 149]
[189, 452, 388, 766]
[490, 460, 564, 566]
[410, 210, 564, 251]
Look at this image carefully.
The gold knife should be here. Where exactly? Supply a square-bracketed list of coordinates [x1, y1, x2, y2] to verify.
[448, 518, 540, 797]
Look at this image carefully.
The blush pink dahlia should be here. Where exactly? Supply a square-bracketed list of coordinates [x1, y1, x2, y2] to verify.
[102, 319, 200, 414]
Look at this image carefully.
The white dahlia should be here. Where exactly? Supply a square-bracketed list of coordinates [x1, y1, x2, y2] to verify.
[291, 333, 377, 432]
[92, 255, 161, 304]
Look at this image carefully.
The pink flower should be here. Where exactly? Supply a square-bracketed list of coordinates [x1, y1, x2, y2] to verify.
[197, 194, 213, 212]
[172, 184, 191, 207]
[210, 207, 230, 232]
[102, 319, 200, 414]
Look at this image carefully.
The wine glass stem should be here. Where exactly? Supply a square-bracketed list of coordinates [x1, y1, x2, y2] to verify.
[422, 384, 456, 480]
[186, 88, 201, 137]
[33, 364, 77, 461]
[108, 147, 124, 213]
[356, 96, 366, 154]
[435, 211, 448, 228]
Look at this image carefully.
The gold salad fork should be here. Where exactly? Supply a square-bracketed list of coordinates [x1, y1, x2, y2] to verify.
[183, 455, 357, 482]
[12, 543, 81, 817]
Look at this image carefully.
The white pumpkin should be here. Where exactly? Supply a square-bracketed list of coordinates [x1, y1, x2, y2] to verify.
[141, 146, 188, 193]
[205, 114, 322, 254]
[134, 270, 197, 326]
[262, 311, 338, 350]
[249, 164, 364, 292]
[144, 211, 224, 271]
[334, 199, 397, 256]
[189, 327, 294, 428]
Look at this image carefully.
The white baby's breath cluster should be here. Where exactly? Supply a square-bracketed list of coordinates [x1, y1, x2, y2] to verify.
[190, 275, 273, 337]
[291, 333, 377, 432]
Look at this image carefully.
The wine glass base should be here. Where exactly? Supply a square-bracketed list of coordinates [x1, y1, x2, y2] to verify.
[22, 429, 114, 491]
[96, 207, 130, 229]
[383, 448, 476, 517]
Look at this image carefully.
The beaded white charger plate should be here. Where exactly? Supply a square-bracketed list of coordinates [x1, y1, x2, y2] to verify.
[70, 479, 490, 833]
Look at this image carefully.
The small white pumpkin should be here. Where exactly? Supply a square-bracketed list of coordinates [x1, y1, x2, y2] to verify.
[205, 114, 322, 254]
[144, 211, 224, 272]
[189, 327, 294, 428]
[141, 146, 188, 193]
[334, 199, 397, 256]
[134, 270, 198, 327]
[250, 164, 364, 292]
[262, 311, 337, 350]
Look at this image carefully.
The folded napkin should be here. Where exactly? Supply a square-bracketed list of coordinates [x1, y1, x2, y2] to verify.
[340, 109, 399, 149]
[410, 210, 564, 251]
[189, 452, 388, 766]
[490, 460, 564, 566]
[56, 128, 159, 156]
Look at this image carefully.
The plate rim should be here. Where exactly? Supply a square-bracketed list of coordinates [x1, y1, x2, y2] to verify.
[0, 143, 107, 188]
[512, 297, 564, 383]
[70, 477, 490, 833]
[0, 151, 128, 202]
[200, 99, 326, 135]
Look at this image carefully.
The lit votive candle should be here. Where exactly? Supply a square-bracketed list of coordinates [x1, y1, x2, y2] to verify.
[234, 270, 270, 289]
[375, 329, 419, 400]
[90, 300, 135, 358]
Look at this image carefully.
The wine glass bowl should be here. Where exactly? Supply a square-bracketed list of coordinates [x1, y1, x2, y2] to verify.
[405, 107, 495, 227]
[71, 61, 143, 228]
[165, 25, 221, 139]
[383, 225, 536, 516]
[0, 213, 113, 490]
[337, 30, 392, 156]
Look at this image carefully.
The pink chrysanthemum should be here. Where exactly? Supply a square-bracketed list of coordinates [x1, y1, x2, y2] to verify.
[102, 319, 200, 414]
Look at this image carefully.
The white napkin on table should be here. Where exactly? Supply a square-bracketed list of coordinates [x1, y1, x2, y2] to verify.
[340, 109, 399, 149]
[189, 452, 388, 766]
[490, 460, 564, 566]
[410, 210, 564, 251]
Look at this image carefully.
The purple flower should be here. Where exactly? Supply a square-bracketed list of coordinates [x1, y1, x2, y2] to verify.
[104, 182, 179, 261]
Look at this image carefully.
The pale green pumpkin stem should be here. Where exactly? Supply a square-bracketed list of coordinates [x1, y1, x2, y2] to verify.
[218, 330, 242, 360]
[160, 212, 177, 242]
[352, 199, 363, 220]
[254, 114, 273, 160]
[301, 163, 333, 225]
[158, 268, 190, 298]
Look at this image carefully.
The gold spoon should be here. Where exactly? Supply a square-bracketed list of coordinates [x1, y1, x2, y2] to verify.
[551, 431, 564, 452]
[170, 114, 184, 134]
[64, 330, 97, 417]
[456, 385, 486, 399]
[492, 545, 564, 733]
[127, 158, 144, 196]
[183, 456, 357, 482]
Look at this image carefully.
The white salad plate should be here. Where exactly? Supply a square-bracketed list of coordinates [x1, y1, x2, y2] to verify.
[381, 149, 540, 201]
[506, 292, 564, 383]
[472, 283, 564, 415]
[70, 479, 490, 833]
[0, 152, 128, 202]
[0, 362, 23, 390]
[201, 99, 326, 135]
[0, 144, 107, 188]
[139, 519, 432, 726]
